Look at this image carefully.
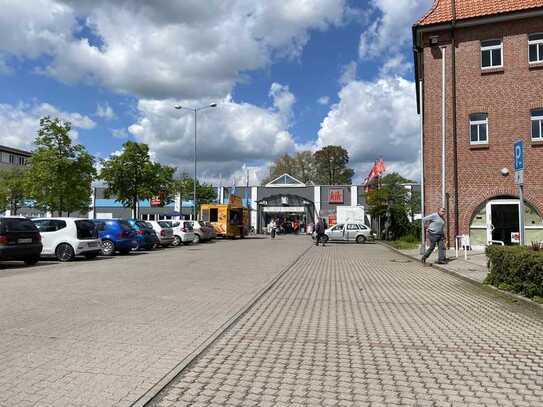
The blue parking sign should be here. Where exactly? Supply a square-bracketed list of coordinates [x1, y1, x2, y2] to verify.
[514, 140, 524, 171]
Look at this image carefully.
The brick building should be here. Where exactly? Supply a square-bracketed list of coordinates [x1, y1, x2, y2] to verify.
[413, 0, 543, 247]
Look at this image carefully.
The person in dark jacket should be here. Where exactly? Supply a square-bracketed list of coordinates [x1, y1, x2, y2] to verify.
[315, 218, 326, 247]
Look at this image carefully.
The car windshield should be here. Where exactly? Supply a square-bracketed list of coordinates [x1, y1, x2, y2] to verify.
[334, 224, 344, 230]
[4, 218, 37, 232]
[158, 221, 171, 228]
[75, 220, 98, 239]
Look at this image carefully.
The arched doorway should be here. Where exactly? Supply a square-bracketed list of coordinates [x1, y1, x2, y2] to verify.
[469, 196, 543, 247]
[257, 194, 314, 234]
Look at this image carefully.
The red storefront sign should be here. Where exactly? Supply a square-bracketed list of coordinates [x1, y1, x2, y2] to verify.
[150, 196, 161, 207]
[328, 189, 344, 204]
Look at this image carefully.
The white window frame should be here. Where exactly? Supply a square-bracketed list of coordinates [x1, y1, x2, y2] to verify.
[529, 33, 543, 64]
[531, 109, 543, 140]
[481, 39, 503, 69]
[469, 114, 489, 145]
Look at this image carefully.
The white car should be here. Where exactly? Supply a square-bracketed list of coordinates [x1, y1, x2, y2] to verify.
[32, 218, 102, 261]
[316, 222, 375, 244]
[147, 221, 175, 247]
[163, 220, 195, 246]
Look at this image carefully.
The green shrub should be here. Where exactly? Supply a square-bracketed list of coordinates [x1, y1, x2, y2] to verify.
[485, 245, 543, 299]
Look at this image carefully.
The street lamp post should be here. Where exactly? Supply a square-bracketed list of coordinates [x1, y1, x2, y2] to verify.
[174, 103, 217, 220]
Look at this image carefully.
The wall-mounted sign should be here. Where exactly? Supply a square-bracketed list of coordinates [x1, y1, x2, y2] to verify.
[328, 189, 344, 204]
[150, 196, 161, 207]
[281, 196, 289, 205]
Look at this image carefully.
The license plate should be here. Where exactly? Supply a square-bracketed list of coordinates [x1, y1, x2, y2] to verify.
[17, 238, 32, 244]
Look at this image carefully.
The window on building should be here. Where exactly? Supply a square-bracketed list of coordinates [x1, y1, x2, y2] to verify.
[470, 113, 488, 144]
[1, 152, 9, 163]
[529, 33, 543, 63]
[8, 154, 15, 164]
[481, 40, 502, 68]
[532, 109, 543, 140]
[17, 156, 25, 165]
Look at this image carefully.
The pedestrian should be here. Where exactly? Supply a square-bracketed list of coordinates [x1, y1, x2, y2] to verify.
[421, 207, 447, 265]
[315, 217, 326, 247]
[270, 218, 277, 239]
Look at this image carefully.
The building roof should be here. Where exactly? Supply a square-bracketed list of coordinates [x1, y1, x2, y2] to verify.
[417, 0, 543, 26]
[0, 144, 31, 157]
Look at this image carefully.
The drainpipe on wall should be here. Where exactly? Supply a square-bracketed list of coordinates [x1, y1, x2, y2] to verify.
[440, 44, 447, 210]
[419, 79, 425, 254]
[451, 0, 460, 243]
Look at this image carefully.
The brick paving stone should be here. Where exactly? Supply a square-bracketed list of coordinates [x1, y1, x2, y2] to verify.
[150, 243, 543, 407]
[0, 237, 310, 407]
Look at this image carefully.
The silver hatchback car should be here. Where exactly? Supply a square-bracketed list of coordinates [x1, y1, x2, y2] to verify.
[319, 222, 375, 244]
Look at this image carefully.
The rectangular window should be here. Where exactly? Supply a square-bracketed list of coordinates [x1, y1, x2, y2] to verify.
[470, 113, 488, 145]
[9, 154, 15, 164]
[209, 208, 218, 222]
[532, 109, 543, 140]
[529, 33, 543, 63]
[481, 39, 502, 69]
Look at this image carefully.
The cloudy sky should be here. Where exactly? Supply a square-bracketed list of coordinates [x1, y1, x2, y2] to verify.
[0, 0, 432, 185]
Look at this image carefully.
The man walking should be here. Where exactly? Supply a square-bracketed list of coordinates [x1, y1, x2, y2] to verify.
[421, 207, 447, 264]
[315, 218, 326, 247]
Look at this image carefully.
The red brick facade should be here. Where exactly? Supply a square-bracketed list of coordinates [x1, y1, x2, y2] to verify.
[417, 14, 543, 244]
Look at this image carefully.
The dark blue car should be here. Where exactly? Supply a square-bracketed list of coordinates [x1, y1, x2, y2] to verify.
[127, 219, 157, 250]
[93, 219, 138, 256]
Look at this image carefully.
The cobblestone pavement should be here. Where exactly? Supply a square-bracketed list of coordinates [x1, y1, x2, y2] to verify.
[0, 236, 310, 407]
[151, 243, 543, 407]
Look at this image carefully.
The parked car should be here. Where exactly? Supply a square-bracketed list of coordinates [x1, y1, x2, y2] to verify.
[0, 217, 42, 265]
[144, 222, 161, 248]
[317, 222, 375, 244]
[127, 219, 157, 251]
[93, 219, 138, 256]
[32, 218, 102, 261]
[163, 220, 195, 246]
[147, 221, 175, 247]
[189, 220, 215, 243]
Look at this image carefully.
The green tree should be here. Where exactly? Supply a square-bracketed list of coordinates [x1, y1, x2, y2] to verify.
[313, 145, 354, 185]
[263, 151, 315, 184]
[366, 172, 414, 240]
[0, 167, 29, 215]
[99, 141, 176, 218]
[26, 117, 96, 216]
[174, 173, 217, 215]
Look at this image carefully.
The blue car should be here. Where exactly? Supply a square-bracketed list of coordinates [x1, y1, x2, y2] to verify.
[93, 219, 138, 256]
[127, 219, 157, 251]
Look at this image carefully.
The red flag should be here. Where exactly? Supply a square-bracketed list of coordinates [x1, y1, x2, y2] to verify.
[375, 158, 385, 175]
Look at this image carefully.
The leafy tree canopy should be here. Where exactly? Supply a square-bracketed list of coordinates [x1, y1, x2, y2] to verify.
[174, 172, 217, 212]
[0, 167, 29, 215]
[99, 141, 176, 217]
[26, 117, 96, 215]
[313, 145, 354, 185]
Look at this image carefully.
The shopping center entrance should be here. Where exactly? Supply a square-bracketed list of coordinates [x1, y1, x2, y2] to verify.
[257, 194, 314, 234]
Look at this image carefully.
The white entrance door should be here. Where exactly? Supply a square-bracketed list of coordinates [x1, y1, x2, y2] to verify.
[485, 199, 520, 244]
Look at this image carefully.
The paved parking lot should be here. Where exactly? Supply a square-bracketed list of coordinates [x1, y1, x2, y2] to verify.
[151, 243, 543, 407]
[0, 236, 311, 407]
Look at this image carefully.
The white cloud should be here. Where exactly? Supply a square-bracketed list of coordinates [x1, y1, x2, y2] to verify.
[0, 102, 96, 150]
[96, 102, 115, 120]
[317, 96, 330, 105]
[111, 128, 128, 139]
[269, 82, 295, 123]
[358, 0, 432, 59]
[378, 55, 412, 77]
[0, 0, 347, 100]
[339, 61, 358, 85]
[127, 88, 297, 179]
[316, 75, 420, 181]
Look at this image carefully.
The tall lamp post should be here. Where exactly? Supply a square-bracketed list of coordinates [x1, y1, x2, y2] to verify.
[174, 103, 217, 219]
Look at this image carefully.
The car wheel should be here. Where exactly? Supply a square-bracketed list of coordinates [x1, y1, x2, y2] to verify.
[172, 235, 181, 247]
[24, 256, 40, 266]
[101, 240, 115, 256]
[356, 235, 366, 244]
[56, 243, 75, 262]
[322, 235, 329, 243]
[84, 252, 99, 260]
[193, 234, 200, 244]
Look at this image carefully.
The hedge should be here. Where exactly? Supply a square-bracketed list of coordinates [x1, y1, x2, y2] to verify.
[485, 245, 543, 300]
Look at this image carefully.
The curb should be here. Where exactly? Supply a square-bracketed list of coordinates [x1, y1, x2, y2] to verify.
[378, 242, 543, 310]
[130, 242, 314, 407]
